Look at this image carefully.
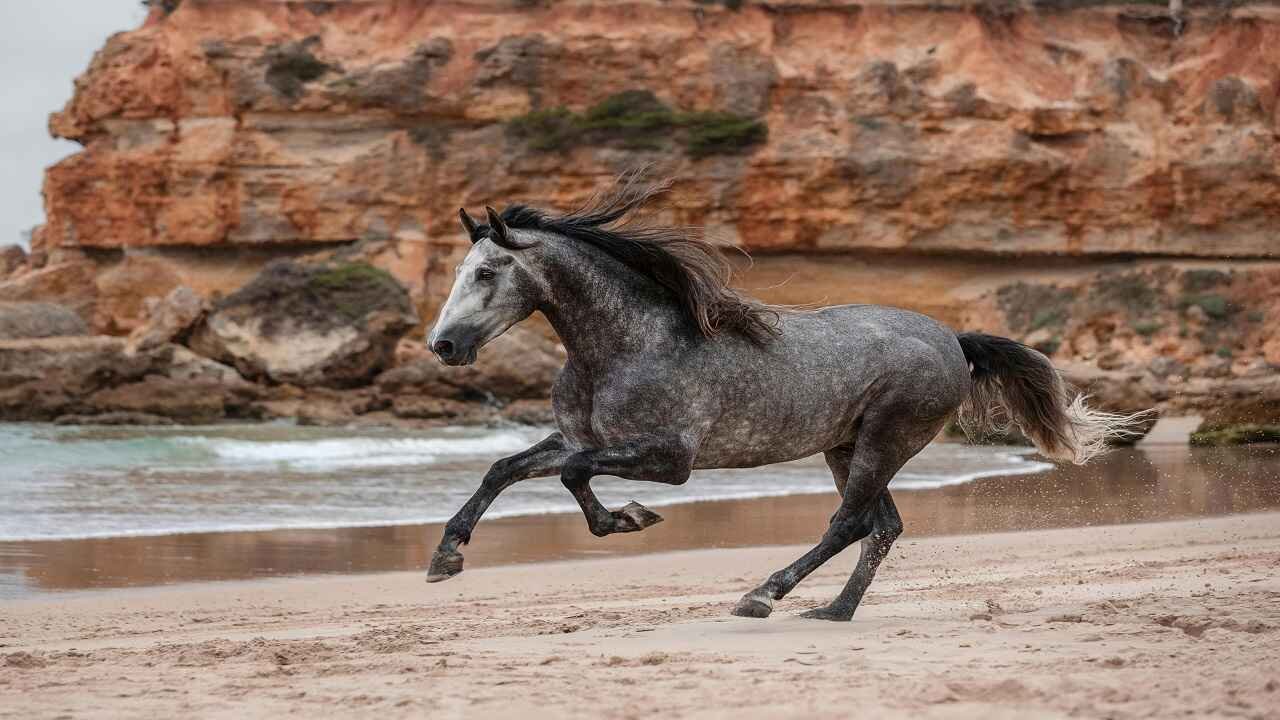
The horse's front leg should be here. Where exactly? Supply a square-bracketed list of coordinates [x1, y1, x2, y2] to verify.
[560, 440, 694, 537]
[426, 432, 571, 582]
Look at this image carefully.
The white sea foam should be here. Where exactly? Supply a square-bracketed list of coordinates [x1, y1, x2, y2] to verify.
[178, 432, 532, 471]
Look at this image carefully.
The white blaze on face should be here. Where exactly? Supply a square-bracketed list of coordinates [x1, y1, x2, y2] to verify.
[429, 246, 488, 345]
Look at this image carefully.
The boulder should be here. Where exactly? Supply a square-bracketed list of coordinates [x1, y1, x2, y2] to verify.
[0, 302, 89, 339]
[85, 377, 232, 425]
[188, 260, 418, 387]
[0, 381, 80, 422]
[0, 260, 98, 325]
[0, 336, 254, 423]
[127, 286, 208, 352]
[0, 336, 155, 395]
[0, 245, 26, 278]
[377, 325, 563, 401]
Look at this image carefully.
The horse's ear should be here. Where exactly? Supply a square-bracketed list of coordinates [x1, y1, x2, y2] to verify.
[484, 206, 510, 245]
[458, 208, 482, 243]
[478, 206, 535, 249]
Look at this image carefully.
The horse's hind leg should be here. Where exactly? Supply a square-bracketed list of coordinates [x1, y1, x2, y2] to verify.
[799, 491, 902, 621]
[731, 413, 938, 620]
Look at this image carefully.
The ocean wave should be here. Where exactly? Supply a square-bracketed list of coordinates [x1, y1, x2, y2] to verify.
[174, 432, 533, 470]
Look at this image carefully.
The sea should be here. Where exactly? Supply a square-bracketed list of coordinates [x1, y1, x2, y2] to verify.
[0, 422, 1051, 542]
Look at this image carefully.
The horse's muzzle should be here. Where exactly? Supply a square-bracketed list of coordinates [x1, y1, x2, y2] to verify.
[429, 335, 478, 366]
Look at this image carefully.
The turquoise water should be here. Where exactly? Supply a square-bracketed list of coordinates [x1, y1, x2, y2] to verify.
[0, 422, 1051, 542]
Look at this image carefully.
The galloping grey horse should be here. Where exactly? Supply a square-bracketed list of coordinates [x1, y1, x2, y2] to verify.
[424, 174, 1140, 621]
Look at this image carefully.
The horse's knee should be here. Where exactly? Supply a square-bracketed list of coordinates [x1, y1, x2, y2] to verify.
[560, 454, 593, 490]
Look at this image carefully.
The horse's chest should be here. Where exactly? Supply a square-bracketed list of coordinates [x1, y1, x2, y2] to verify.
[553, 367, 698, 451]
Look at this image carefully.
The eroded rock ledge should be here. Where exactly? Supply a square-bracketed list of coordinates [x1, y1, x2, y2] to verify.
[3, 0, 1280, 436]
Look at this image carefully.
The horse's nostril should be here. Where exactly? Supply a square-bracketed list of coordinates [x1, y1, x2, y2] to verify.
[432, 339, 456, 359]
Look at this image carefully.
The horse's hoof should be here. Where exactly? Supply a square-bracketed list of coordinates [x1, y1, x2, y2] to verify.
[731, 592, 774, 619]
[425, 549, 464, 583]
[799, 605, 853, 622]
[618, 501, 664, 530]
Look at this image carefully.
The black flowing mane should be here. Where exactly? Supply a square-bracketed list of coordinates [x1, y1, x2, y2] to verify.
[496, 176, 780, 344]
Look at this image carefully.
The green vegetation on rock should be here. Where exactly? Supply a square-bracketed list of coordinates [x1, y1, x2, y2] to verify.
[1181, 268, 1230, 293]
[308, 263, 405, 322]
[507, 90, 768, 157]
[265, 43, 332, 100]
[996, 282, 1075, 334]
[1178, 293, 1233, 321]
[1094, 272, 1158, 317]
[1133, 320, 1162, 337]
[1190, 424, 1280, 446]
[1029, 308, 1067, 333]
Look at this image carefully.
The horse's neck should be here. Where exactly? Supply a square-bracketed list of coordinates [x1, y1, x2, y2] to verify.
[538, 241, 685, 373]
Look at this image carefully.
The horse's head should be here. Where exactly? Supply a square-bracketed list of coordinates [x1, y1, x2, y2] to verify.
[427, 207, 541, 366]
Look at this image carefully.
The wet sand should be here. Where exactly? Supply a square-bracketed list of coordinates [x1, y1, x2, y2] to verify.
[2, 444, 1279, 598]
[2, 512, 1277, 719]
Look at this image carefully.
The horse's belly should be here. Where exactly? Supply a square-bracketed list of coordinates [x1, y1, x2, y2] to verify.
[691, 409, 853, 469]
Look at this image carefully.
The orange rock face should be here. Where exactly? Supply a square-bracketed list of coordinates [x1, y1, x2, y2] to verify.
[20, 0, 1280, 340]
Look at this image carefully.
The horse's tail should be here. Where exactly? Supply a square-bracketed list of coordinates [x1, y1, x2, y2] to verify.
[955, 332, 1151, 465]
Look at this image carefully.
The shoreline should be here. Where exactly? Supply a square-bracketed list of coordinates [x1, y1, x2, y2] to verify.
[5, 442, 1280, 599]
[4, 512, 1278, 719]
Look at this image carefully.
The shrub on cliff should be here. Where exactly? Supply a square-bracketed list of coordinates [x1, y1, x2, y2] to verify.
[264, 41, 333, 100]
[507, 89, 768, 157]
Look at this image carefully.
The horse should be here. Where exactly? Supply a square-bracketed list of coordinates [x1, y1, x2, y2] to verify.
[423, 173, 1144, 621]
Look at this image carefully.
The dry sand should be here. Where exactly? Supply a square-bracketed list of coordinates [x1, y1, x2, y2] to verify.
[2, 513, 1278, 719]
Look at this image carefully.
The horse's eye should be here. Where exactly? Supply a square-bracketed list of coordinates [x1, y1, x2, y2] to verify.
[475, 267, 496, 281]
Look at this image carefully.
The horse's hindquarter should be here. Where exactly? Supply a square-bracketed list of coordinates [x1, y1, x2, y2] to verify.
[690, 305, 970, 469]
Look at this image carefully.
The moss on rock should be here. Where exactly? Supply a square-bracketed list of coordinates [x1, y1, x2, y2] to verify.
[506, 89, 767, 157]
[1190, 424, 1280, 446]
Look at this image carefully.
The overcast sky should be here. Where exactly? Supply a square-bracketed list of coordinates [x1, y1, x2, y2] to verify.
[1, 2, 145, 249]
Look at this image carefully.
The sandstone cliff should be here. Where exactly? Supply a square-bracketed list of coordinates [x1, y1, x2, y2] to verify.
[7, 0, 1280, 425]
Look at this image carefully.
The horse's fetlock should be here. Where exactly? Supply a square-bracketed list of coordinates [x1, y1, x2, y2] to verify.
[443, 520, 471, 546]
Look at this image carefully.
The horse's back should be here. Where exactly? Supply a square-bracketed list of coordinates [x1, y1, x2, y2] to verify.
[687, 303, 970, 468]
[776, 304, 967, 374]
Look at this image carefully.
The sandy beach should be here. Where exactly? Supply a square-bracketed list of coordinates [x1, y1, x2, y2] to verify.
[3, 511, 1277, 719]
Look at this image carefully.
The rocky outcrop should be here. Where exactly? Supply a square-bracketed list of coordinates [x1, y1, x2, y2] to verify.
[0, 302, 89, 339]
[23, 0, 1280, 323]
[188, 260, 418, 387]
